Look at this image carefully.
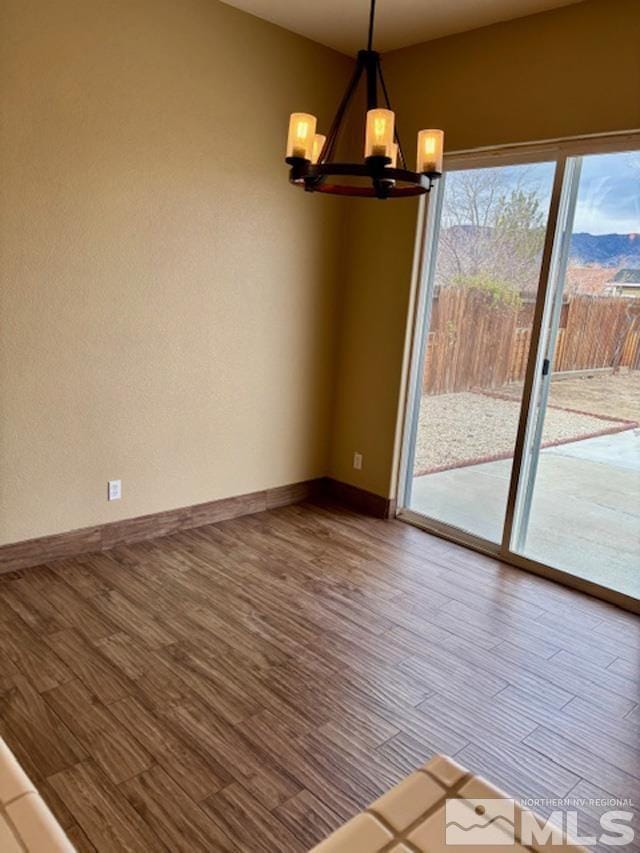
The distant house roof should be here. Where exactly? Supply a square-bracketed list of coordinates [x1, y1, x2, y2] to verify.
[611, 268, 640, 283]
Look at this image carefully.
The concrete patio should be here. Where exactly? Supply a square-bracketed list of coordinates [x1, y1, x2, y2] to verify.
[410, 429, 640, 599]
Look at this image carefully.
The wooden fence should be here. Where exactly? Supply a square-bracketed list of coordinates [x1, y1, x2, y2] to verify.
[423, 289, 640, 395]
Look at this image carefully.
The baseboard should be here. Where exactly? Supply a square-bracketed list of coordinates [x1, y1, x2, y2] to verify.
[0, 476, 396, 574]
[0, 479, 323, 574]
[322, 477, 396, 520]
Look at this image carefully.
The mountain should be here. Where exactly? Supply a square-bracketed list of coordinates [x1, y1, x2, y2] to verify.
[570, 233, 640, 267]
[440, 227, 640, 268]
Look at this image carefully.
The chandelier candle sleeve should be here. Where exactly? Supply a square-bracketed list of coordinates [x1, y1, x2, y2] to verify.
[311, 134, 326, 164]
[287, 113, 317, 160]
[365, 109, 395, 159]
[417, 129, 444, 173]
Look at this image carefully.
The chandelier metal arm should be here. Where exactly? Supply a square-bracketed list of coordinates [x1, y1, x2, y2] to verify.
[322, 58, 364, 163]
[377, 60, 407, 170]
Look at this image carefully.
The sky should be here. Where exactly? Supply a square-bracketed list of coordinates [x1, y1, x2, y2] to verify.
[573, 151, 640, 235]
[448, 151, 640, 236]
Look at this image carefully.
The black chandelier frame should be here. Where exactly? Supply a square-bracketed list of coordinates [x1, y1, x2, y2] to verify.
[285, 0, 441, 200]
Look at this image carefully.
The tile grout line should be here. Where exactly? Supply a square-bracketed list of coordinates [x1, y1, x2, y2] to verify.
[0, 798, 29, 852]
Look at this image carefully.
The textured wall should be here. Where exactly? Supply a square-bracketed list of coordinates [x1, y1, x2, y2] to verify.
[0, 0, 350, 544]
[3, 0, 639, 545]
[329, 0, 640, 497]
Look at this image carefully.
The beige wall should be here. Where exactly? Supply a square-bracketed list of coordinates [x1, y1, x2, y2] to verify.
[0, 0, 351, 544]
[3, 0, 639, 546]
[329, 0, 640, 497]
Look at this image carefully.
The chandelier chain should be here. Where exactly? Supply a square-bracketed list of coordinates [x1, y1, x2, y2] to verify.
[367, 0, 377, 51]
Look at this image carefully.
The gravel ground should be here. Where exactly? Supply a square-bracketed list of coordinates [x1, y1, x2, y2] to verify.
[414, 390, 631, 473]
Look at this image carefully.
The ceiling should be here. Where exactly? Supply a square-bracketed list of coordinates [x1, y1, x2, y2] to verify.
[220, 0, 585, 55]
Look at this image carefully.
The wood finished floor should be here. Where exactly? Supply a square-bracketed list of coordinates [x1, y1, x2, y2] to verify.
[0, 501, 638, 852]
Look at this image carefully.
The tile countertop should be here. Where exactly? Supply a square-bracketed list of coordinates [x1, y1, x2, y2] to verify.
[311, 754, 590, 853]
[0, 738, 74, 852]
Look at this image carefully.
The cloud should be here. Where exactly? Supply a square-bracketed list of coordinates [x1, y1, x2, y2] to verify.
[573, 152, 640, 234]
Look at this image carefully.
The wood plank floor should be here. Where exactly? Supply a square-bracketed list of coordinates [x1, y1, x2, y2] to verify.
[0, 501, 638, 851]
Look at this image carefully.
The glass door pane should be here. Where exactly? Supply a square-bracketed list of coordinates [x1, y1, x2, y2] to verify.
[405, 161, 557, 542]
[513, 150, 640, 597]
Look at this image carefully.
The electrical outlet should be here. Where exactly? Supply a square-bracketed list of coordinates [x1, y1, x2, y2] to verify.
[108, 479, 122, 501]
[353, 452, 363, 470]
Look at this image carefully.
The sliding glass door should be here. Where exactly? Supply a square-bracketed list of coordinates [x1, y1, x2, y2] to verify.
[403, 160, 557, 542]
[399, 138, 640, 603]
[511, 149, 640, 599]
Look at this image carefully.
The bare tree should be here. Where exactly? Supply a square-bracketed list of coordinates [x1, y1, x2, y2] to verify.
[435, 168, 547, 302]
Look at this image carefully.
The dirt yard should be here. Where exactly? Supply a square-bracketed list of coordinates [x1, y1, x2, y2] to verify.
[495, 369, 640, 422]
[546, 370, 640, 422]
[414, 370, 639, 474]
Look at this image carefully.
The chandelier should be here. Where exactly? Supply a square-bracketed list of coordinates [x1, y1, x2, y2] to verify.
[284, 0, 444, 199]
